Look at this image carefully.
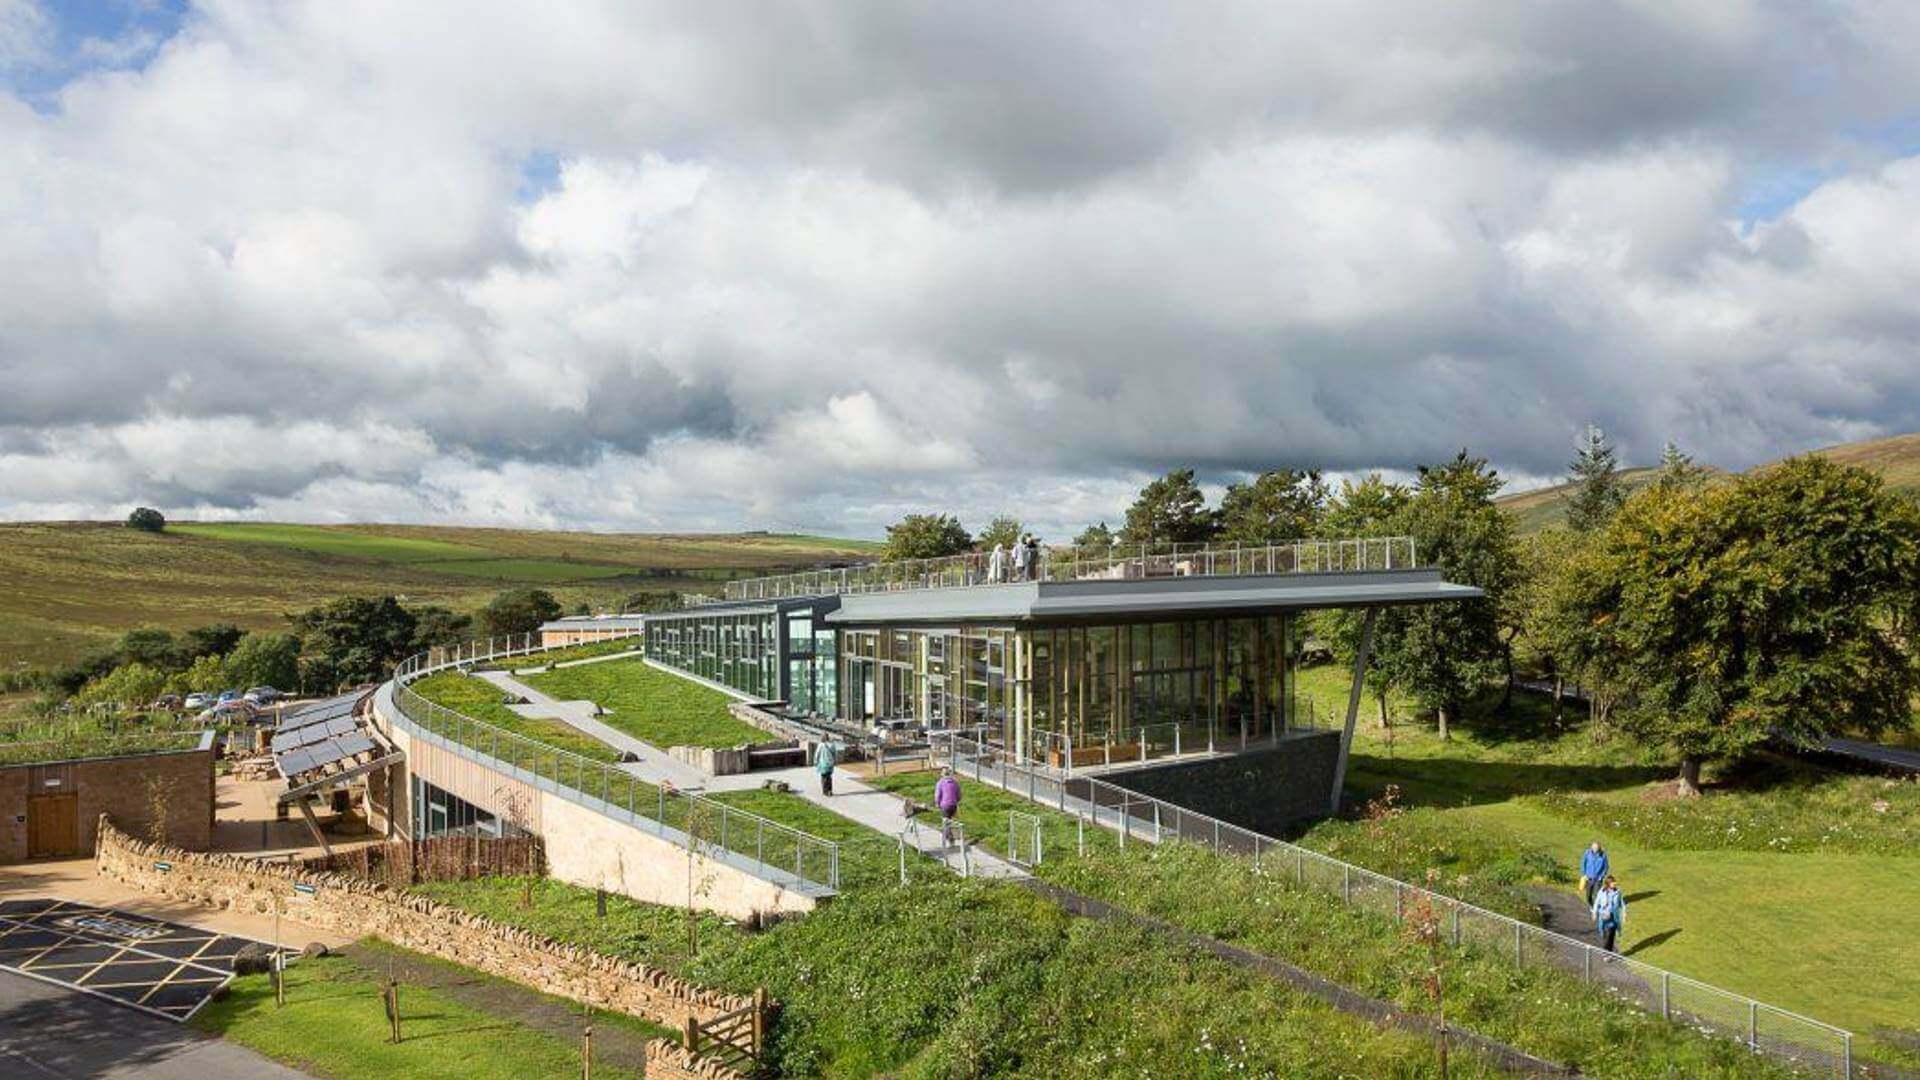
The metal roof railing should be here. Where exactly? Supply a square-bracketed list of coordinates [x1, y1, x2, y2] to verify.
[712, 536, 1418, 604]
[383, 633, 840, 893]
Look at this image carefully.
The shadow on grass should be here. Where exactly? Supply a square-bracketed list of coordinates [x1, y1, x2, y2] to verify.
[1625, 890, 1660, 904]
[1343, 754, 1669, 807]
[1625, 928, 1681, 956]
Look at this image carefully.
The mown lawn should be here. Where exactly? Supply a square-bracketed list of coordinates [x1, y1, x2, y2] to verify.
[408, 672, 626, 764]
[191, 941, 643, 1079]
[527, 659, 769, 749]
[1290, 661, 1920, 1062]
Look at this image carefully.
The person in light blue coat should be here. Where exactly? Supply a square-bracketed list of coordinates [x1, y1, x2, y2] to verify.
[1579, 841, 1610, 905]
[814, 739, 837, 797]
[1591, 876, 1626, 953]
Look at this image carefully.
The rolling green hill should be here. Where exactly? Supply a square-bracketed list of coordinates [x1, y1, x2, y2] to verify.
[1499, 430, 1920, 533]
[0, 522, 879, 670]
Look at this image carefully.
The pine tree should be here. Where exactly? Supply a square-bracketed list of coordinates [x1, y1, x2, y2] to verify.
[1565, 425, 1626, 532]
[1652, 440, 1706, 492]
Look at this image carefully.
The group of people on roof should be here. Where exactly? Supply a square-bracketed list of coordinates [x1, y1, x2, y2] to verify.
[986, 534, 1045, 583]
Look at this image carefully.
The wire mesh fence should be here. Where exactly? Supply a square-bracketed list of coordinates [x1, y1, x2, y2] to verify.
[385, 636, 841, 893]
[935, 731, 1856, 1078]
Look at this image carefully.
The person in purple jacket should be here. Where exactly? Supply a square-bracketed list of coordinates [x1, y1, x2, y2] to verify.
[934, 767, 962, 847]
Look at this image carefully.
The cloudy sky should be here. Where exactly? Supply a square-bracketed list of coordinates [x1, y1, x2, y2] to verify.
[4, 1, 1920, 539]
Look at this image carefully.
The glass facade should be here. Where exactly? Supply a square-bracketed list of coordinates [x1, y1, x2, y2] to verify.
[411, 775, 525, 839]
[644, 598, 841, 713]
[644, 607, 781, 699]
[838, 614, 1297, 765]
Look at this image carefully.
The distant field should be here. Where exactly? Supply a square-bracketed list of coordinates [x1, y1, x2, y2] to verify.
[1499, 429, 1920, 533]
[0, 522, 878, 670]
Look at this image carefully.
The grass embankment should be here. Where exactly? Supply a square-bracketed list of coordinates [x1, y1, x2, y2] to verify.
[1290, 661, 1920, 1060]
[488, 637, 642, 670]
[417, 875, 1507, 1078]
[192, 940, 653, 1079]
[869, 772, 1787, 1079]
[527, 659, 770, 749]
[408, 672, 626, 765]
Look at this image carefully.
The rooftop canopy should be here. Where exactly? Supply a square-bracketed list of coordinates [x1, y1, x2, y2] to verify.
[824, 568, 1481, 628]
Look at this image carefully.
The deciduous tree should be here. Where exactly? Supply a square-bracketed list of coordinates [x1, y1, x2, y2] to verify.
[482, 588, 564, 637]
[883, 514, 972, 561]
[1217, 468, 1328, 544]
[1118, 468, 1218, 545]
[1559, 456, 1920, 793]
[976, 516, 1023, 551]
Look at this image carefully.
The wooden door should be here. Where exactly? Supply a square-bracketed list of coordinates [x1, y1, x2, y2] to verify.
[27, 793, 80, 857]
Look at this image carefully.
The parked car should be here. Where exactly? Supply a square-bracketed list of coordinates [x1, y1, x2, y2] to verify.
[217, 689, 242, 703]
[184, 692, 215, 710]
[244, 686, 283, 705]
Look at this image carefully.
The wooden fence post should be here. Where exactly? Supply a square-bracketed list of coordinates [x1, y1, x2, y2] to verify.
[753, 987, 768, 1055]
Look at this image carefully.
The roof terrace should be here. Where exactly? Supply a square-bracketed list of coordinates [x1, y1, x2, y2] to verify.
[707, 535, 1418, 604]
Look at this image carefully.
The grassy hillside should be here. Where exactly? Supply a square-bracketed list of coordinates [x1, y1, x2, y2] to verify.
[0, 522, 878, 670]
[1500, 429, 1920, 533]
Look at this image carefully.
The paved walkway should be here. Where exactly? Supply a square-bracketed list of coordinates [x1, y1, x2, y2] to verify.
[0, 970, 311, 1079]
[475, 670, 709, 789]
[472, 670, 1022, 880]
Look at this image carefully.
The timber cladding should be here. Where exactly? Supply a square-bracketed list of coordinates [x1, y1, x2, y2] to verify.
[94, 817, 753, 1030]
[0, 746, 213, 862]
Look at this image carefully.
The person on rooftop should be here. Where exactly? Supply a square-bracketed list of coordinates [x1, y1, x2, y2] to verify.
[988, 542, 1007, 583]
[934, 767, 962, 846]
[1011, 535, 1030, 581]
[814, 738, 838, 797]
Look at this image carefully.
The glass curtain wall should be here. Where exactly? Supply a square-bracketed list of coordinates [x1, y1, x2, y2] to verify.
[644, 608, 780, 700]
[840, 613, 1296, 764]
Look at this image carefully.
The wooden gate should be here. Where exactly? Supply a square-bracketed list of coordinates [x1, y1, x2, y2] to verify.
[28, 793, 80, 858]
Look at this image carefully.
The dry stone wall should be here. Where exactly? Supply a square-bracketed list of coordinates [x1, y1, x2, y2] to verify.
[94, 816, 748, 1028]
[643, 1039, 749, 1080]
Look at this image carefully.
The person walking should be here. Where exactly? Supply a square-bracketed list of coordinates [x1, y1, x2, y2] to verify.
[1025, 534, 1042, 581]
[1579, 841, 1610, 906]
[1591, 876, 1626, 953]
[934, 767, 962, 847]
[1011, 536, 1030, 582]
[988, 542, 1007, 583]
[814, 738, 837, 797]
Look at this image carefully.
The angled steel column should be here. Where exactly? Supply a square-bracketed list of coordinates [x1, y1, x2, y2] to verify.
[1329, 608, 1378, 815]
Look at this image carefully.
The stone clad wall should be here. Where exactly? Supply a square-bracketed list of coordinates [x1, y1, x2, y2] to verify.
[643, 1040, 748, 1079]
[1103, 731, 1343, 834]
[94, 816, 748, 1028]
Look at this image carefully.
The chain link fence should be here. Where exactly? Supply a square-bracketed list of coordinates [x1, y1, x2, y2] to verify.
[938, 731, 1856, 1078]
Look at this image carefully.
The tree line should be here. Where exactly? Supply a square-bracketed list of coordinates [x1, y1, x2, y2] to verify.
[882, 431, 1920, 792]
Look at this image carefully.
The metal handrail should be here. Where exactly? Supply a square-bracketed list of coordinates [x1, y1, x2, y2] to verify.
[704, 536, 1418, 604]
[934, 730, 1856, 1078]
[384, 633, 840, 892]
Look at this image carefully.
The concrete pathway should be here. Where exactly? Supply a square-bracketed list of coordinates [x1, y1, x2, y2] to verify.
[474, 670, 709, 790]
[472, 670, 1023, 880]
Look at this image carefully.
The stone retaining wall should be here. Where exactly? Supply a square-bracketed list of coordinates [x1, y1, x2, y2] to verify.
[94, 816, 748, 1028]
[1104, 731, 1343, 833]
[642, 1040, 750, 1079]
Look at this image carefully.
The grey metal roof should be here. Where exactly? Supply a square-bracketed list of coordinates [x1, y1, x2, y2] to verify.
[538, 615, 649, 632]
[651, 595, 841, 621]
[825, 569, 1482, 627]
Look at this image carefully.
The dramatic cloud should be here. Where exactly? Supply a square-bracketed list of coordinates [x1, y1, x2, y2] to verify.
[4, 0, 1920, 537]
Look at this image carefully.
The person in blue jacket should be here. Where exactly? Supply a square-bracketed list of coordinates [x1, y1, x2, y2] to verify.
[814, 738, 837, 796]
[1591, 876, 1626, 952]
[1579, 841, 1610, 905]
